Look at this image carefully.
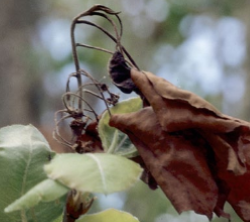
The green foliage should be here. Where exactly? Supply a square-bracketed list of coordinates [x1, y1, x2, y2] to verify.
[98, 97, 142, 157]
[52, 214, 63, 222]
[5, 179, 68, 213]
[76, 208, 140, 222]
[0, 124, 143, 221]
[123, 181, 172, 222]
[44, 153, 143, 194]
[0, 125, 64, 222]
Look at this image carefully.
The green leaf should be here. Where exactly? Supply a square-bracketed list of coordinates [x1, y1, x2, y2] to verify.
[0, 125, 64, 222]
[44, 153, 143, 194]
[76, 208, 140, 222]
[52, 214, 63, 222]
[5, 179, 68, 212]
[98, 97, 142, 157]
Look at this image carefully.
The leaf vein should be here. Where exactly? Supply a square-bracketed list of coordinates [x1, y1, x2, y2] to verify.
[21, 133, 33, 196]
[86, 154, 107, 193]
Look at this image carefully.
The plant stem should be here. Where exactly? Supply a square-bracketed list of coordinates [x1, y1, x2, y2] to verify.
[63, 213, 76, 222]
[70, 20, 82, 110]
[21, 210, 28, 222]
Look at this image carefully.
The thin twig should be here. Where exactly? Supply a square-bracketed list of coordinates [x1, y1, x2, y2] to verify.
[76, 43, 113, 54]
[62, 92, 99, 120]
[80, 69, 112, 116]
[76, 19, 139, 70]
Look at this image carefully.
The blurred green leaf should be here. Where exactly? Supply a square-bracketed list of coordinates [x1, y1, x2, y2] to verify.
[5, 179, 68, 212]
[52, 214, 63, 222]
[77, 208, 140, 222]
[0, 125, 64, 222]
[98, 97, 142, 157]
[44, 153, 143, 194]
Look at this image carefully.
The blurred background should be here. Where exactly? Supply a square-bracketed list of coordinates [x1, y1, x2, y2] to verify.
[1, 0, 249, 221]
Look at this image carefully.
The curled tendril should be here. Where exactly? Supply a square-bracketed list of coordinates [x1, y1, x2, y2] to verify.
[54, 5, 130, 150]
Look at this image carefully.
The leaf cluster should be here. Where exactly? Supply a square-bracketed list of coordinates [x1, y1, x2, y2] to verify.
[0, 124, 143, 222]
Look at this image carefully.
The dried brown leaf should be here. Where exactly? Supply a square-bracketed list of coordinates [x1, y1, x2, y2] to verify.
[130, 69, 250, 174]
[110, 107, 218, 219]
[76, 121, 103, 153]
[109, 67, 250, 221]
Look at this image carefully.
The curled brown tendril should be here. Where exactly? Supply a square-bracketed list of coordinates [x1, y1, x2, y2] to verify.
[54, 5, 134, 152]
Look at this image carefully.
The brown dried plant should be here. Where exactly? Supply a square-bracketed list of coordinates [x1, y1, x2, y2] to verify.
[53, 5, 123, 154]
[109, 51, 250, 221]
[55, 5, 250, 222]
